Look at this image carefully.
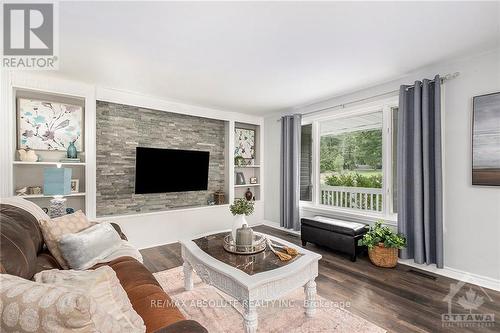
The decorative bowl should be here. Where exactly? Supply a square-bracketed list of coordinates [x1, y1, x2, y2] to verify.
[223, 232, 267, 255]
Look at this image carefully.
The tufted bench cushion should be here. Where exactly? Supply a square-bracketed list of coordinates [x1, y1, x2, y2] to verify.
[301, 216, 368, 236]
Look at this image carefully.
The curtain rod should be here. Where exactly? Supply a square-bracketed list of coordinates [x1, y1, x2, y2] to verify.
[278, 72, 460, 121]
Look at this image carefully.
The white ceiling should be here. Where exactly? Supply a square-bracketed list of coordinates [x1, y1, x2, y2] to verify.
[58, 1, 500, 115]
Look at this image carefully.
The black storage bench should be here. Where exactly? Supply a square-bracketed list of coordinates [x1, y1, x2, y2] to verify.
[301, 216, 368, 261]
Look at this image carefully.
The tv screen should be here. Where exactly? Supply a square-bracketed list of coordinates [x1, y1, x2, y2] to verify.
[135, 147, 210, 194]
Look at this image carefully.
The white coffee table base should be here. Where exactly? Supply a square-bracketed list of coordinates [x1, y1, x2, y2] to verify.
[304, 279, 317, 317]
[243, 302, 258, 333]
[183, 262, 194, 291]
[180, 232, 321, 333]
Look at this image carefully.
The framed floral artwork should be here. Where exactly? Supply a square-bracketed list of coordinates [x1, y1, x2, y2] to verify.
[234, 128, 255, 159]
[17, 98, 83, 151]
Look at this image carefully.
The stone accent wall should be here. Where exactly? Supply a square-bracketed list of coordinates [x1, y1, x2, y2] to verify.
[96, 101, 226, 216]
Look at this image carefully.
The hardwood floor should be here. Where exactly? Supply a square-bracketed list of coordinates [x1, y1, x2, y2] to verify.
[140, 225, 500, 333]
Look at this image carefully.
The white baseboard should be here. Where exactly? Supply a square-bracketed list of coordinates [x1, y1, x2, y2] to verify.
[260, 220, 500, 292]
[398, 260, 500, 292]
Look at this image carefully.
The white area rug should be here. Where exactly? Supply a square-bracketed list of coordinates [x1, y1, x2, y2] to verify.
[154, 267, 386, 333]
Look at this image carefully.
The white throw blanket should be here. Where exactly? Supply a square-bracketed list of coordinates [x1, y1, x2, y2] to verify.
[101, 239, 144, 264]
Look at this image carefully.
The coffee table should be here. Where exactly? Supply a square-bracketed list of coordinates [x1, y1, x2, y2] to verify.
[180, 231, 322, 333]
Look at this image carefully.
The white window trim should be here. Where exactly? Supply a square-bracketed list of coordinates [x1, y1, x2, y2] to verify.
[300, 96, 399, 224]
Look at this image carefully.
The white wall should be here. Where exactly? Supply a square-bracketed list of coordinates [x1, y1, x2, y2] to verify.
[264, 116, 281, 225]
[264, 48, 500, 282]
[97, 202, 264, 249]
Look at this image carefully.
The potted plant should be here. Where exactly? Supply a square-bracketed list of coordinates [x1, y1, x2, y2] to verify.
[229, 198, 255, 240]
[358, 221, 407, 268]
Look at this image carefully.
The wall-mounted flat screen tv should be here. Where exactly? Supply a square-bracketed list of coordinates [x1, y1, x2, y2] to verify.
[135, 147, 210, 194]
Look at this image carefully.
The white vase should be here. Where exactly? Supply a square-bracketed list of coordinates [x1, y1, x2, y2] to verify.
[232, 214, 247, 241]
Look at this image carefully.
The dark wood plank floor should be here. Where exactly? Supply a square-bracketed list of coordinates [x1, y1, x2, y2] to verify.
[140, 225, 500, 333]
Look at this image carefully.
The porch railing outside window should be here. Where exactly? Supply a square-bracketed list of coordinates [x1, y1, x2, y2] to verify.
[320, 185, 383, 212]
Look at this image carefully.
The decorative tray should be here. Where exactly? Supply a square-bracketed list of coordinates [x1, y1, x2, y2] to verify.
[223, 232, 267, 255]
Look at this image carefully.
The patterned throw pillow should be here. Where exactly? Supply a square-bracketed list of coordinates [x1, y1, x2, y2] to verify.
[0, 273, 126, 332]
[39, 210, 91, 269]
[34, 266, 145, 332]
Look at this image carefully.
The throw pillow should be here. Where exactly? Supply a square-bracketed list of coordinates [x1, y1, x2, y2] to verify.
[58, 222, 124, 270]
[0, 273, 129, 332]
[39, 210, 91, 269]
[35, 266, 145, 332]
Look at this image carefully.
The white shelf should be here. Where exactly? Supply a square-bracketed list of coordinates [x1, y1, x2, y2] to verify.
[13, 161, 86, 166]
[19, 192, 86, 199]
[234, 184, 260, 188]
[234, 165, 261, 168]
[235, 198, 261, 202]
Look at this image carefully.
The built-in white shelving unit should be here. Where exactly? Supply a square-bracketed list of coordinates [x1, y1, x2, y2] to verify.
[11, 88, 89, 214]
[233, 122, 262, 201]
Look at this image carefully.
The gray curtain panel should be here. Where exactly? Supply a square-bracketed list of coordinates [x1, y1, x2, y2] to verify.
[397, 75, 444, 268]
[280, 114, 302, 230]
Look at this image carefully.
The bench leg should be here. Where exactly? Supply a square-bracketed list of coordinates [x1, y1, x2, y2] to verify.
[350, 240, 357, 262]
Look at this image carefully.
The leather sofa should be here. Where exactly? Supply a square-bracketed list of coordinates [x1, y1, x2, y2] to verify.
[0, 202, 207, 333]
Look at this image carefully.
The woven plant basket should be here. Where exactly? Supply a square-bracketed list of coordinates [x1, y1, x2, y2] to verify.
[368, 243, 398, 268]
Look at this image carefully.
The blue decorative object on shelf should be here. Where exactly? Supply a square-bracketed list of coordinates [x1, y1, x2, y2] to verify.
[66, 208, 75, 214]
[44, 167, 72, 196]
[67, 141, 77, 159]
[44, 167, 72, 218]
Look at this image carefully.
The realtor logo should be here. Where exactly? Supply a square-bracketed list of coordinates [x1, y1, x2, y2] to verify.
[2, 2, 58, 69]
[442, 279, 495, 328]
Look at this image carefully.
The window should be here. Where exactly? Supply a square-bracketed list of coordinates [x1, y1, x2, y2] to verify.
[320, 111, 384, 211]
[302, 99, 398, 219]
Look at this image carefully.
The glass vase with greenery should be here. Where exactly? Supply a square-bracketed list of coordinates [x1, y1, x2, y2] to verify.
[229, 199, 255, 240]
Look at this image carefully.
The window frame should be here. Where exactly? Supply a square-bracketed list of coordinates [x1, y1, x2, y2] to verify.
[300, 97, 399, 225]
